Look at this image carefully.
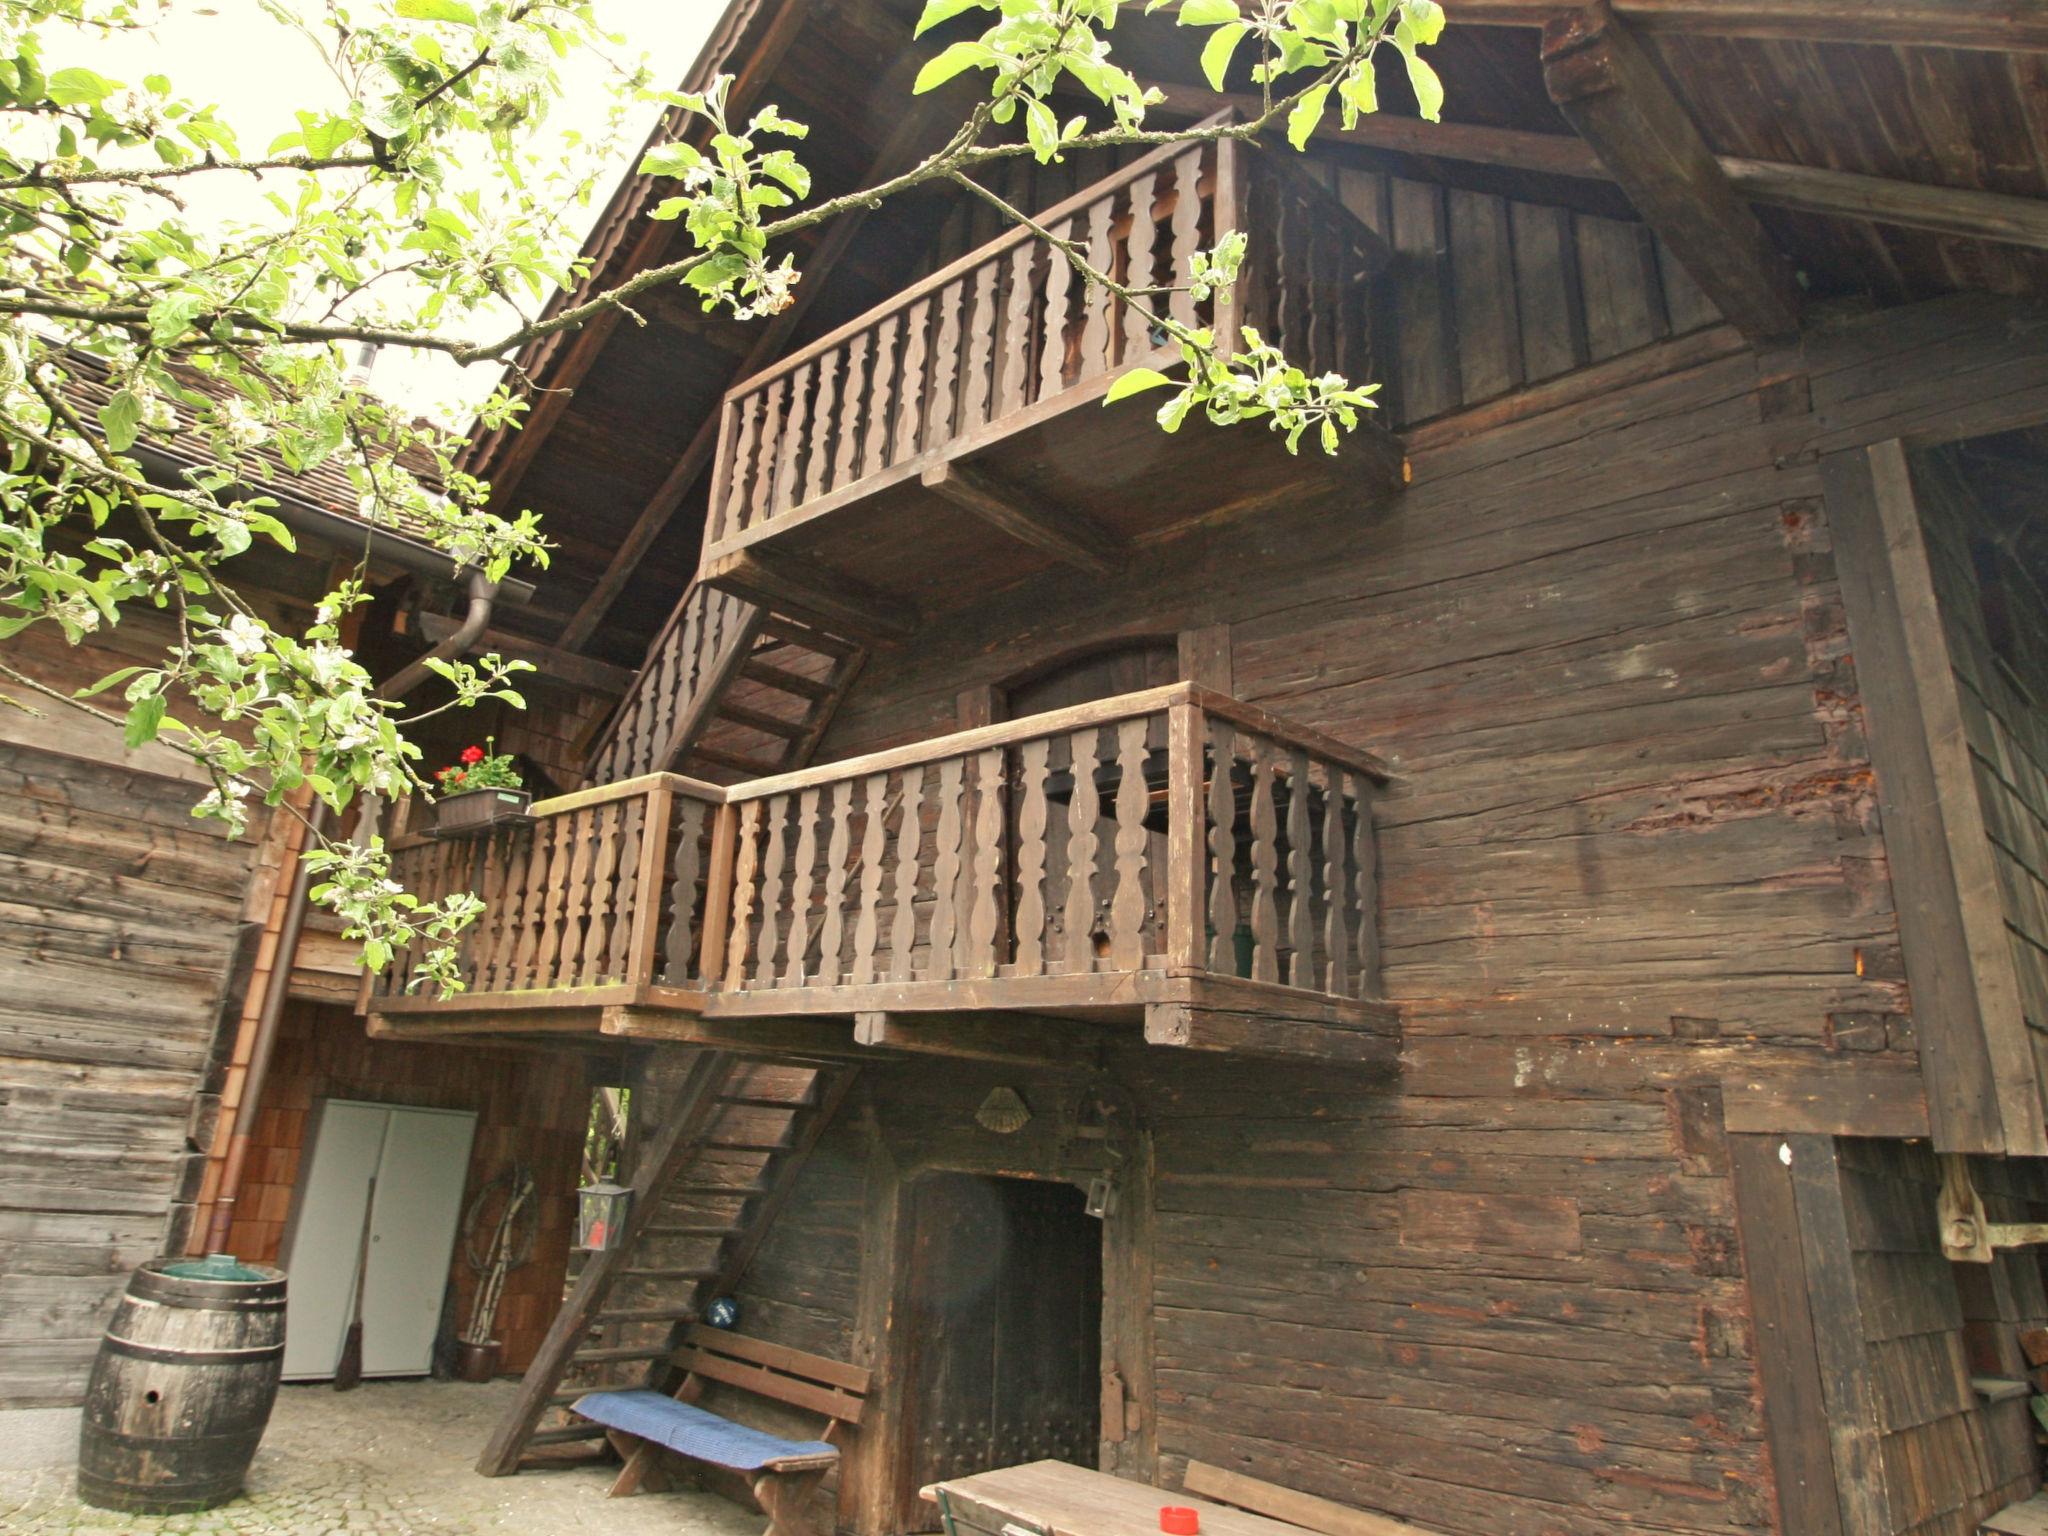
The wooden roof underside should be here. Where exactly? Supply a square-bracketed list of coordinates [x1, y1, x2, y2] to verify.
[466, 0, 2048, 670]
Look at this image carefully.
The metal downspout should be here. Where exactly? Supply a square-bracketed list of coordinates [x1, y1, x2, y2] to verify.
[199, 569, 501, 1255]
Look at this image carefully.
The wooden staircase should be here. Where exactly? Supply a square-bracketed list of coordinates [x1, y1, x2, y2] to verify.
[584, 580, 867, 788]
[477, 1052, 861, 1475]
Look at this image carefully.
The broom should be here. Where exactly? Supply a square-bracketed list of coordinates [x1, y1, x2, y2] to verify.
[334, 1176, 376, 1391]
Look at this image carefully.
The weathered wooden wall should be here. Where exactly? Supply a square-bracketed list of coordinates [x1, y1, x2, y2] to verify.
[0, 740, 257, 1407]
[226, 1000, 586, 1375]
[656, 290, 2048, 1536]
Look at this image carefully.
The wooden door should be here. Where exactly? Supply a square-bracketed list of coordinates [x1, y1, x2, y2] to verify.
[899, 1174, 1103, 1525]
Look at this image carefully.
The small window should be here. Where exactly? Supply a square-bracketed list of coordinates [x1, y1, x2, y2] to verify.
[1000, 639, 1179, 721]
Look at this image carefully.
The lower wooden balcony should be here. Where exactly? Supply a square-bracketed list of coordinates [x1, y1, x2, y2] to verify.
[365, 685, 1395, 1064]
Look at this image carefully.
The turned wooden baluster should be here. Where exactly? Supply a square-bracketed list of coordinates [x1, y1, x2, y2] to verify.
[531, 811, 574, 986]
[834, 331, 870, 486]
[928, 757, 966, 981]
[1207, 719, 1239, 975]
[502, 827, 544, 991]
[606, 799, 643, 982]
[1106, 717, 1151, 971]
[961, 262, 998, 430]
[1062, 726, 1101, 972]
[1166, 149, 1204, 331]
[997, 240, 1038, 414]
[724, 800, 763, 992]
[894, 298, 932, 463]
[1285, 747, 1313, 989]
[1322, 765, 1350, 998]
[756, 797, 788, 990]
[966, 747, 1005, 978]
[804, 350, 840, 504]
[889, 766, 924, 982]
[865, 314, 901, 474]
[1040, 219, 1076, 398]
[666, 796, 707, 984]
[581, 804, 622, 985]
[817, 779, 853, 986]
[1122, 167, 1163, 361]
[756, 375, 791, 524]
[723, 392, 763, 540]
[1014, 737, 1051, 976]
[1349, 772, 1380, 997]
[1078, 194, 1117, 382]
[852, 771, 888, 984]
[926, 279, 964, 451]
[561, 808, 602, 985]
[784, 788, 819, 987]
[773, 363, 814, 517]
[1249, 739, 1280, 984]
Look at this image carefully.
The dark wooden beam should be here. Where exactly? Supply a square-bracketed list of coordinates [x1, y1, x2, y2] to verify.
[919, 462, 1127, 578]
[601, 1006, 869, 1060]
[1438, 1, 2048, 51]
[1144, 1001, 1397, 1065]
[414, 613, 632, 695]
[852, 1010, 1107, 1071]
[704, 546, 919, 646]
[555, 59, 952, 654]
[1541, 2, 1800, 345]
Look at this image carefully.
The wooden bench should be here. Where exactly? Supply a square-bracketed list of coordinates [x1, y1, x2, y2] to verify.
[572, 1325, 870, 1536]
[1185, 1461, 1441, 1536]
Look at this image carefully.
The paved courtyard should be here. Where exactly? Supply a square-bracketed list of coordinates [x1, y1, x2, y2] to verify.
[0, 1380, 760, 1535]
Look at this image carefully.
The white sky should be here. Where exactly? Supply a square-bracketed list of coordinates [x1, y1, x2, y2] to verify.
[83, 1, 728, 422]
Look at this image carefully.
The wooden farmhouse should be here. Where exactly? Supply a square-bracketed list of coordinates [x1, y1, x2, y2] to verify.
[10, 1, 2048, 1534]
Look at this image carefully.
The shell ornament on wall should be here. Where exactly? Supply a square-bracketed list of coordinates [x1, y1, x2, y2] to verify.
[975, 1087, 1031, 1135]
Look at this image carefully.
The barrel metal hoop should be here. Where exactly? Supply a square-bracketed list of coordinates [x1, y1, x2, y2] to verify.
[101, 1334, 287, 1366]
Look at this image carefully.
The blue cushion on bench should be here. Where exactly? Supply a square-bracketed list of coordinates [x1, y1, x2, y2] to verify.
[572, 1390, 838, 1473]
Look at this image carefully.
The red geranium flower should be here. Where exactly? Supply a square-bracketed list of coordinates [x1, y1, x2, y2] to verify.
[460, 745, 485, 764]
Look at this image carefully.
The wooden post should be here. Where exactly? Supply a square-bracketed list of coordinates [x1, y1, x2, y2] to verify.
[699, 800, 741, 988]
[1165, 700, 1205, 972]
[625, 782, 674, 989]
[1210, 135, 1247, 359]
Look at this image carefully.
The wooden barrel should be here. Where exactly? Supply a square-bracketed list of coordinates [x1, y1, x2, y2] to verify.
[77, 1259, 287, 1514]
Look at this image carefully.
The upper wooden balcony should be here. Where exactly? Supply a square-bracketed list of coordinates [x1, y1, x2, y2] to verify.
[367, 684, 1395, 1064]
[698, 138, 1406, 642]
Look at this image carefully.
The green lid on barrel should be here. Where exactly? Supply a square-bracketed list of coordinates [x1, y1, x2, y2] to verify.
[162, 1253, 270, 1282]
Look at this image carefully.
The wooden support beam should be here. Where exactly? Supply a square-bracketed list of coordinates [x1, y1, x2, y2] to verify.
[1158, 87, 2048, 254]
[1145, 1001, 1398, 1065]
[1541, 2, 1800, 344]
[705, 546, 919, 645]
[556, 61, 951, 654]
[414, 613, 633, 695]
[919, 462, 1127, 577]
[601, 1005, 869, 1059]
[851, 1010, 1107, 1071]
[1425, 1, 2048, 52]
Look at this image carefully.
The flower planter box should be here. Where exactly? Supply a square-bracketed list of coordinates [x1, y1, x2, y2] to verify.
[428, 788, 532, 838]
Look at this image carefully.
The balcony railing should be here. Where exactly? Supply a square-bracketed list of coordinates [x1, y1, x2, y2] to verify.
[366, 686, 1388, 1057]
[697, 137, 1400, 630]
[370, 773, 725, 1011]
[713, 683, 1384, 1009]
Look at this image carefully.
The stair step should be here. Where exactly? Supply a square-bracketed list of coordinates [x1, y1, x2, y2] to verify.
[717, 1094, 815, 1110]
[707, 1138, 794, 1153]
[669, 1181, 770, 1197]
[756, 615, 859, 659]
[687, 744, 788, 777]
[595, 1307, 701, 1325]
[568, 1345, 671, 1365]
[741, 659, 834, 701]
[644, 1223, 743, 1238]
[620, 1266, 718, 1282]
[713, 701, 806, 738]
[527, 1424, 609, 1446]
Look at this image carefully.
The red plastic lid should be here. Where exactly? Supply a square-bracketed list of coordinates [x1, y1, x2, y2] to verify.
[1161, 1507, 1200, 1535]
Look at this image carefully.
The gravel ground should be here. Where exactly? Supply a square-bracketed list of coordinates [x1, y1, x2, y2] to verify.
[0, 1380, 760, 1536]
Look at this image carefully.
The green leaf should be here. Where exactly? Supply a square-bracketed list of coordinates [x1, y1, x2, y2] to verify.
[76, 666, 146, 698]
[124, 694, 166, 749]
[395, 0, 478, 21]
[1400, 45, 1443, 121]
[913, 40, 997, 94]
[98, 389, 143, 453]
[914, 0, 987, 38]
[1104, 366, 1176, 404]
[47, 67, 117, 107]
[1200, 23, 1248, 92]
[1024, 97, 1060, 162]
[1287, 82, 1330, 150]
[1176, 0, 1241, 26]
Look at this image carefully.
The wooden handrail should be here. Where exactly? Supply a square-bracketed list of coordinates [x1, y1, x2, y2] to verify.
[1189, 688, 1393, 783]
[724, 121, 1236, 402]
[531, 770, 727, 819]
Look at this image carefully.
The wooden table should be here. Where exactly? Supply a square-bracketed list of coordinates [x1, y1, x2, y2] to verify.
[922, 1461, 1307, 1536]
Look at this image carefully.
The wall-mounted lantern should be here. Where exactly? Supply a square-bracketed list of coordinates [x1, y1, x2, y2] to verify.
[575, 1180, 631, 1251]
